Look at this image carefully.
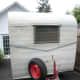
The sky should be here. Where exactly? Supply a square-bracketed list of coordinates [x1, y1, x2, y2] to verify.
[1, 0, 80, 14]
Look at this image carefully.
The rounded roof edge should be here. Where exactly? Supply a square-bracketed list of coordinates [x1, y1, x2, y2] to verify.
[8, 12, 77, 27]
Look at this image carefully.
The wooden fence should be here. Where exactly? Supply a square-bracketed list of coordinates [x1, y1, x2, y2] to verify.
[75, 34, 80, 72]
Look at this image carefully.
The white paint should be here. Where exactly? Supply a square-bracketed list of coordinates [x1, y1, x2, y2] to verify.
[0, 3, 27, 34]
[11, 44, 76, 79]
[0, 2, 27, 54]
[8, 12, 77, 44]
[9, 12, 77, 79]
[0, 13, 8, 34]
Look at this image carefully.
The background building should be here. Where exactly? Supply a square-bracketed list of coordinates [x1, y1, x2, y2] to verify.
[0, 1, 28, 55]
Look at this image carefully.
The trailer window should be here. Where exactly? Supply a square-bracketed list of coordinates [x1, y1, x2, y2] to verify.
[34, 25, 60, 44]
[3, 35, 10, 55]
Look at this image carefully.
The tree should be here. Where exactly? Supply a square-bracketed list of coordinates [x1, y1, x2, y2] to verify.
[37, 0, 51, 12]
[72, 6, 80, 23]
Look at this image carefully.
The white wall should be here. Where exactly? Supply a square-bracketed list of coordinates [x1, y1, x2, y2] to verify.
[9, 24, 77, 46]
[8, 13, 78, 79]
[60, 24, 77, 43]
[0, 4, 27, 53]
[0, 12, 8, 34]
[9, 25, 34, 45]
[0, 35, 3, 52]
[8, 13, 77, 45]
[0, 4, 26, 34]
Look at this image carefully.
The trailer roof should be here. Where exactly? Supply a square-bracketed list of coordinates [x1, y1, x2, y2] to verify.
[8, 12, 77, 26]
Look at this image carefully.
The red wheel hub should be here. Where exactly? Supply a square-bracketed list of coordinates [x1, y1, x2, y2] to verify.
[30, 64, 41, 79]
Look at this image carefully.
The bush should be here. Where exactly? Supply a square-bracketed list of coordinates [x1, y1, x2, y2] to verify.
[72, 6, 80, 23]
[0, 49, 4, 63]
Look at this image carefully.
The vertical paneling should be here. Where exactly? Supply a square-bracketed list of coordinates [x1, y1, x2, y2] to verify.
[75, 36, 80, 72]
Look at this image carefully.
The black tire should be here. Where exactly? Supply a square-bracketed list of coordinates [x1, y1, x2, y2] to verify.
[28, 58, 47, 80]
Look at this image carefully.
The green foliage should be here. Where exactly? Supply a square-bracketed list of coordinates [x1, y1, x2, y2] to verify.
[37, 0, 51, 12]
[72, 7, 80, 23]
[0, 49, 4, 63]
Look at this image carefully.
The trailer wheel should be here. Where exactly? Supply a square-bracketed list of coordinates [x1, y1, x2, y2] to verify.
[28, 58, 47, 80]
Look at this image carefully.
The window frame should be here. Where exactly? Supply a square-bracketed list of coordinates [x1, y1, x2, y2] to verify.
[33, 25, 60, 44]
[3, 35, 10, 55]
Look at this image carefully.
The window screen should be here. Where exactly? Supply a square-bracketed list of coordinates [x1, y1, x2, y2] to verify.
[34, 25, 60, 44]
[3, 35, 10, 55]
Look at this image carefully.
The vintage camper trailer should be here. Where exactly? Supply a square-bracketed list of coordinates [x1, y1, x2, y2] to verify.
[8, 12, 77, 79]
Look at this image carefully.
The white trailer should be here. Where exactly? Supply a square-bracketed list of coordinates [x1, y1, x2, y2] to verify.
[8, 12, 77, 80]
